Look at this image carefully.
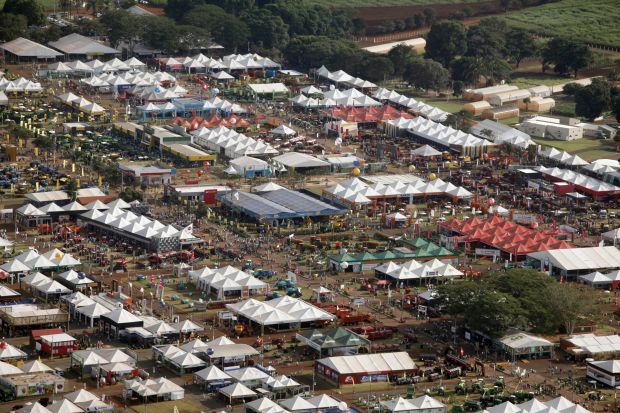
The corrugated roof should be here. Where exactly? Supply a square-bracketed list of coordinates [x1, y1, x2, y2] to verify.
[49, 34, 119, 55]
[0, 37, 62, 58]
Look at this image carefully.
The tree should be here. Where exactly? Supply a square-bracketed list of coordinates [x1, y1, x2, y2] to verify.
[182, 5, 249, 50]
[142, 16, 180, 54]
[612, 95, 620, 123]
[2, 0, 44, 26]
[165, 0, 206, 20]
[452, 80, 464, 96]
[403, 58, 449, 92]
[358, 54, 394, 82]
[545, 283, 593, 335]
[100, 10, 145, 53]
[439, 281, 527, 337]
[574, 78, 612, 120]
[0, 13, 27, 42]
[413, 13, 425, 28]
[425, 20, 467, 67]
[505, 28, 537, 67]
[542, 37, 593, 77]
[387, 44, 417, 77]
[562, 82, 584, 96]
[422, 8, 436, 25]
[465, 24, 505, 58]
[243, 9, 289, 50]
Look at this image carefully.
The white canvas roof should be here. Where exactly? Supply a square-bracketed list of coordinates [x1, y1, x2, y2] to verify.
[47, 399, 83, 413]
[279, 396, 315, 411]
[317, 352, 415, 374]
[528, 247, 620, 271]
[226, 367, 269, 382]
[0, 343, 27, 360]
[101, 308, 142, 324]
[500, 332, 553, 350]
[194, 365, 232, 382]
[173, 319, 204, 333]
[0, 360, 23, 374]
[219, 382, 257, 398]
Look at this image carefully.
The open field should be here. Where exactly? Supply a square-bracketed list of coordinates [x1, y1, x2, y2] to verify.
[304, 0, 489, 7]
[501, 0, 620, 47]
[533, 137, 620, 161]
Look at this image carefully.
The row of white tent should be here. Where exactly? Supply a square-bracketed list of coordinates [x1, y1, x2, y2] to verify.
[375, 258, 463, 281]
[55, 92, 106, 114]
[12, 389, 114, 413]
[48, 57, 147, 74]
[189, 265, 267, 299]
[373, 87, 448, 122]
[386, 117, 493, 150]
[83, 207, 193, 241]
[22, 270, 72, 296]
[536, 166, 620, 193]
[579, 269, 620, 286]
[226, 296, 335, 326]
[0, 76, 42, 93]
[324, 177, 473, 206]
[79, 71, 176, 90]
[539, 147, 589, 167]
[161, 53, 280, 72]
[17, 198, 129, 219]
[290, 87, 382, 108]
[316, 66, 377, 89]
[192, 125, 278, 159]
[583, 160, 620, 176]
[0, 248, 80, 273]
[125, 377, 184, 400]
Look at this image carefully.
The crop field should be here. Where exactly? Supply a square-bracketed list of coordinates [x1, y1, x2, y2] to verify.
[501, 0, 620, 47]
[305, 0, 488, 7]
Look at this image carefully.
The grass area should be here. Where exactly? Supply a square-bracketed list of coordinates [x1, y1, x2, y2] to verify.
[418, 98, 464, 114]
[301, 0, 488, 7]
[509, 75, 569, 89]
[0, 0, 58, 10]
[533, 137, 620, 161]
[501, 0, 620, 47]
[498, 116, 519, 126]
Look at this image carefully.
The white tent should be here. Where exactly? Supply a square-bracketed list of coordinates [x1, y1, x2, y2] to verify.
[219, 382, 257, 399]
[0, 342, 28, 360]
[20, 359, 53, 373]
[194, 365, 232, 382]
[270, 125, 296, 136]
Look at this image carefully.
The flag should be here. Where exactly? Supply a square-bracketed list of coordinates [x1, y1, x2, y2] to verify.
[559, 276, 564, 284]
[460, 347, 464, 357]
[151, 274, 155, 286]
[159, 276, 163, 289]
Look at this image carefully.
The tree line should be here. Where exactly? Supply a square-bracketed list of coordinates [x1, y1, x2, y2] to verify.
[438, 269, 594, 338]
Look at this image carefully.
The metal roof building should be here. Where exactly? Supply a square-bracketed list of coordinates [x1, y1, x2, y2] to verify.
[0, 37, 62, 62]
[217, 188, 346, 224]
[316, 352, 416, 386]
[49, 34, 120, 58]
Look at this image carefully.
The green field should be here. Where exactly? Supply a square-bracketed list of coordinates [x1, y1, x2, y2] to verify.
[501, 0, 620, 47]
[533, 137, 620, 162]
[299, 0, 485, 7]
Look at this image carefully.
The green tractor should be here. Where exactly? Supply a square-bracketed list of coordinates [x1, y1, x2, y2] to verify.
[471, 379, 484, 394]
[455, 380, 467, 395]
[464, 400, 482, 412]
[452, 405, 464, 413]
[495, 376, 505, 390]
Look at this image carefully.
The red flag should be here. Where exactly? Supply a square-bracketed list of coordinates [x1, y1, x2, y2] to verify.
[151, 274, 155, 285]
[460, 347, 464, 357]
[559, 276, 564, 284]
[159, 276, 164, 289]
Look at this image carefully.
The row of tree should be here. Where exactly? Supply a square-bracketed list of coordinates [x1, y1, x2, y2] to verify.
[438, 269, 593, 337]
[563, 78, 620, 122]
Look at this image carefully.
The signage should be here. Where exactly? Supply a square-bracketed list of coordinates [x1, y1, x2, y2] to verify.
[527, 180, 540, 191]
[475, 248, 501, 257]
[351, 297, 365, 306]
[513, 213, 537, 225]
